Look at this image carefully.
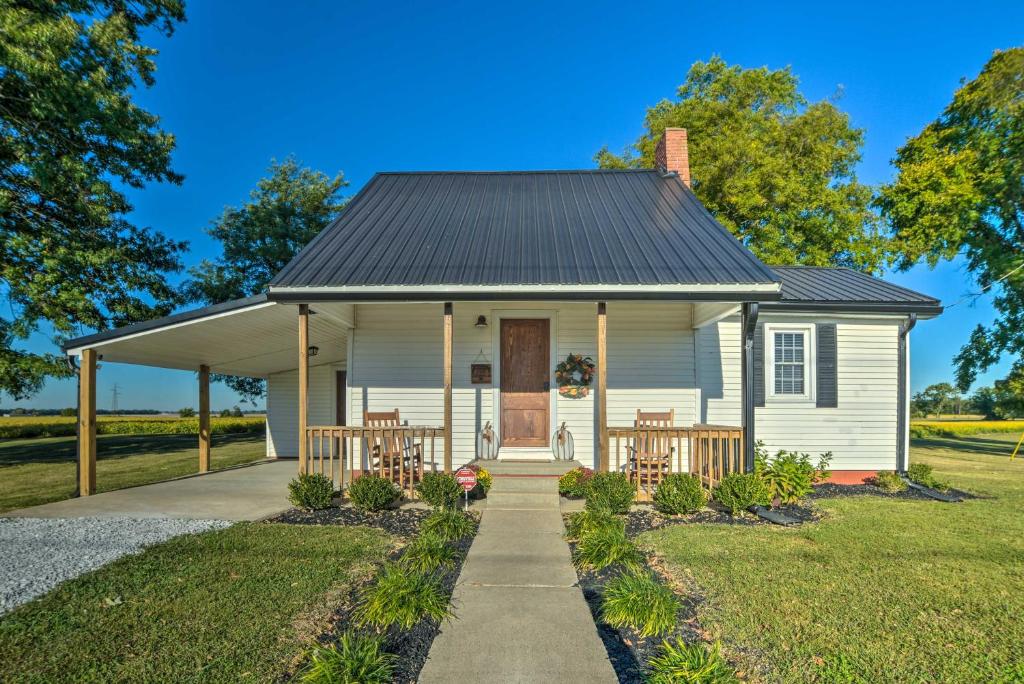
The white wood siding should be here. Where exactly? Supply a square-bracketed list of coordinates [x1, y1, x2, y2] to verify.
[266, 362, 343, 459]
[696, 315, 901, 470]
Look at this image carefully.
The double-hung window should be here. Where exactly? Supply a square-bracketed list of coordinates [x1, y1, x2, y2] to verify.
[767, 325, 813, 400]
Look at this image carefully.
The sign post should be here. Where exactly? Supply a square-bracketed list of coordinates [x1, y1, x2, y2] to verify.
[455, 467, 477, 511]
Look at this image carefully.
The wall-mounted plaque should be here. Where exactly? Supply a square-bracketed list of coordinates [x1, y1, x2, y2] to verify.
[471, 363, 492, 384]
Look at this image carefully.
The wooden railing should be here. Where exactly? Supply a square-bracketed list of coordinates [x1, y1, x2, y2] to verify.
[304, 426, 444, 498]
[607, 424, 743, 501]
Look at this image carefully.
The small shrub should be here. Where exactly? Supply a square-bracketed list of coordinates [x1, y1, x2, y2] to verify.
[421, 509, 475, 541]
[872, 470, 908, 493]
[559, 466, 594, 497]
[299, 631, 396, 684]
[400, 533, 459, 573]
[355, 563, 452, 629]
[467, 464, 492, 498]
[564, 508, 618, 541]
[573, 521, 643, 571]
[653, 473, 708, 515]
[347, 475, 401, 512]
[713, 473, 770, 516]
[600, 571, 680, 638]
[647, 639, 738, 684]
[585, 472, 635, 514]
[288, 473, 335, 510]
[907, 463, 951, 492]
[756, 449, 832, 504]
[416, 472, 462, 509]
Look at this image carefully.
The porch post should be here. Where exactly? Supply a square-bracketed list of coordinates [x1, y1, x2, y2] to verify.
[198, 364, 211, 473]
[597, 302, 608, 471]
[443, 302, 453, 472]
[78, 348, 97, 496]
[741, 302, 759, 472]
[298, 304, 309, 474]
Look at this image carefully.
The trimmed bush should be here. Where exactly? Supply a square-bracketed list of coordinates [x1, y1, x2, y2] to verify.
[713, 473, 770, 516]
[907, 463, 951, 492]
[647, 639, 738, 684]
[400, 533, 459, 573]
[288, 473, 335, 510]
[299, 631, 396, 684]
[355, 563, 452, 630]
[558, 466, 594, 498]
[564, 508, 618, 541]
[653, 473, 708, 515]
[600, 571, 680, 638]
[573, 520, 644, 572]
[756, 449, 832, 504]
[421, 509, 475, 542]
[347, 475, 401, 512]
[873, 470, 908, 493]
[416, 472, 462, 509]
[585, 472, 635, 514]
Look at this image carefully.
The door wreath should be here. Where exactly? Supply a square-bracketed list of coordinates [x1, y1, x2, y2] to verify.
[555, 353, 596, 398]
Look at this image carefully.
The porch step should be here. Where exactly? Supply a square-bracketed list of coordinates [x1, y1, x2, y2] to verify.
[485, 477, 560, 494]
[473, 459, 581, 477]
[485, 491, 559, 510]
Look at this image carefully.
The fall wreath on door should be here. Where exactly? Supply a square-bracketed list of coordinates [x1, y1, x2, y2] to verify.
[555, 353, 596, 398]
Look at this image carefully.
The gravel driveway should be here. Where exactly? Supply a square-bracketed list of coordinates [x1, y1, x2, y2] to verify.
[0, 517, 231, 614]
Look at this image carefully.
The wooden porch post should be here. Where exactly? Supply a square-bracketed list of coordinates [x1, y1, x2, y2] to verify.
[78, 349, 97, 496]
[298, 304, 309, 474]
[198, 364, 211, 473]
[741, 302, 759, 472]
[597, 302, 608, 471]
[443, 302, 453, 472]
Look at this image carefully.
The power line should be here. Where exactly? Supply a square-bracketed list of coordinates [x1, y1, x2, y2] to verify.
[944, 259, 1024, 309]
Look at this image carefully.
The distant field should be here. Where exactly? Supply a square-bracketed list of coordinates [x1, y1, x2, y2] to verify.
[0, 415, 265, 439]
[911, 419, 1024, 438]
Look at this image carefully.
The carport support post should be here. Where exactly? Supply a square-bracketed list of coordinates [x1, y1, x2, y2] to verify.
[78, 349, 97, 496]
[298, 304, 309, 474]
[741, 302, 759, 472]
[443, 302, 453, 473]
[597, 302, 608, 472]
[199, 364, 211, 473]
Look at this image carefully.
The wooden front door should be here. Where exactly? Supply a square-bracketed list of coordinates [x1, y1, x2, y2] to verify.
[500, 319, 550, 447]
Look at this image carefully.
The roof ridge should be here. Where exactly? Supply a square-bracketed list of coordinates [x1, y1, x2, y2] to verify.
[374, 169, 660, 176]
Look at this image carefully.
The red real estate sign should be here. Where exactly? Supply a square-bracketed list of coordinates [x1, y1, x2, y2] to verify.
[455, 467, 477, 492]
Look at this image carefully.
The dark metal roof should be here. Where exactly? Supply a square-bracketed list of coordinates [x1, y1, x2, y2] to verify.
[765, 267, 943, 316]
[62, 294, 269, 351]
[269, 170, 780, 292]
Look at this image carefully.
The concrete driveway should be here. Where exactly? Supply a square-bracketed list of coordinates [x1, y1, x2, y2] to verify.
[5, 460, 297, 521]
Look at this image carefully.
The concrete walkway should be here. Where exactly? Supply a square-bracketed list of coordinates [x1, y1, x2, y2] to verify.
[419, 461, 616, 683]
[5, 460, 296, 520]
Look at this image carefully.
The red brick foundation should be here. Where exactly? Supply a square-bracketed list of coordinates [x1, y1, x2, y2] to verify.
[824, 470, 878, 485]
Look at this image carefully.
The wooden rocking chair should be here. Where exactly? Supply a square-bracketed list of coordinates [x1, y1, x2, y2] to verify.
[626, 409, 674, 488]
[363, 409, 423, 485]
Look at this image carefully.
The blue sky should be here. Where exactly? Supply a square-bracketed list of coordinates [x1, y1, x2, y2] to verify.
[10, 0, 1024, 410]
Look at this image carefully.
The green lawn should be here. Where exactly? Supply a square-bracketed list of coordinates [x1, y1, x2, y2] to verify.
[0, 523, 390, 683]
[0, 431, 268, 513]
[644, 433, 1024, 683]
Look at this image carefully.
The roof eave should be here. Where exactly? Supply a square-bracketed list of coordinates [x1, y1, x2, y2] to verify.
[759, 301, 943, 318]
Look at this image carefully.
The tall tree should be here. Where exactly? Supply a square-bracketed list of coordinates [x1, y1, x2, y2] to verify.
[184, 157, 348, 399]
[878, 48, 1024, 391]
[0, 0, 187, 399]
[597, 57, 888, 272]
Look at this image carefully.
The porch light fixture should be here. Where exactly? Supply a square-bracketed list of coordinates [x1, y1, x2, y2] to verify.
[475, 315, 488, 329]
[308, 345, 319, 357]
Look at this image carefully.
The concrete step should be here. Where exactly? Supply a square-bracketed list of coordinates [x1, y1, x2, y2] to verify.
[475, 459, 581, 476]
[489, 477, 559, 494]
[485, 491, 560, 509]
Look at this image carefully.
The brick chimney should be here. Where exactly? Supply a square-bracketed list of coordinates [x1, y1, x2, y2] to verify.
[654, 128, 691, 187]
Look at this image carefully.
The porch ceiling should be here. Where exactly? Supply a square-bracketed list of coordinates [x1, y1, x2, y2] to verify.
[64, 300, 352, 377]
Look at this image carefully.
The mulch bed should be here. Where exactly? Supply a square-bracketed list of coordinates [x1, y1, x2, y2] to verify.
[274, 506, 479, 683]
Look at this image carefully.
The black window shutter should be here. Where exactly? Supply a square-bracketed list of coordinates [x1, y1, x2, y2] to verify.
[753, 324, 765, 407]
[816, 323, 838, 408]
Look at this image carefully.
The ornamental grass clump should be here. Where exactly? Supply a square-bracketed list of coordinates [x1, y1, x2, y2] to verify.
[355, 563, 452, 630]
[573, 519, 644, 572]
[399, 533, 459, 573]
[288, 473, 335, 510]
[299, 632, 396, 684]
[600, 571, 681, 638]
[713, 473, 770, 516]
[873, 470, 908, 493]
[585, 472, 635, 514]
[907, 463, 952, 492]
[653, 473, 708, 515]
[646, 639, 738, 684]
[415, 472, 462, 509]
[347, 475, 401, 512]
[421, 509, 475, 542]
[558, 466, 594, 498]
[564, 508, 617, 541]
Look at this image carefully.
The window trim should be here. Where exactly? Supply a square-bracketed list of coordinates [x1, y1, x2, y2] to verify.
[765, 323, 815, 402]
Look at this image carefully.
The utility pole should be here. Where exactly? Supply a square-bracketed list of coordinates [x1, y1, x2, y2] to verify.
[110, 383, 120, 415]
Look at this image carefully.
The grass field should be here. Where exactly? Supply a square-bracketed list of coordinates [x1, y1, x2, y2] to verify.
[0, 431, 268, 513]
[0, 414, 265, 439]
[645, 434, 1024, 682]
[0, 523, 390, 683]
[911, 418, 1024, 438]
